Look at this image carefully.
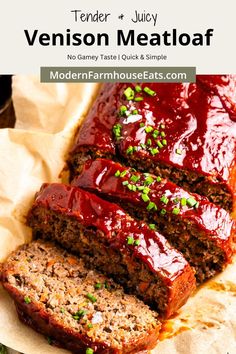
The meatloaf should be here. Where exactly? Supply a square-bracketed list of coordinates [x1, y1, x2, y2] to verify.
[67, 77, 236, 211]
[0, 240, 160, 354]
[27, 183, 196, 318]
[72, 158, 235, 284]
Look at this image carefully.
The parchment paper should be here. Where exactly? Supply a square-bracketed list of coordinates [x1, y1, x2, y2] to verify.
[0, 76, 236, 354]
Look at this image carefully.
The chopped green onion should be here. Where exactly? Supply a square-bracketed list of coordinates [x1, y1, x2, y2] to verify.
[153, 130, 159, 137]
[122, 180, 129, 186]
[133, 146, 138, 152]
[162, 139, 167, 146]
[127, 184, 133, 191]
[73, 309, 87, 320]
[104, 281, 111, 290]
[144, 87, 156, 96]
[144, 176, 154, 185]
[24, 296, 31, 304]
[140, 122, 145, 127]
[87, 323, 93, 329]
[127, 236, 134, 245]
[180, 198, 187, 206]
[60, 308, 65, 313]
[134, 240, 140, 246]
[172, 207, 180, 215]
[145, 126, 153, 133]
[143, 186, 150, 194]
[124, 87, 135, 100]
[150, 148, 159, 155]
[147, 202, 157, 211]
[176, 148, 182, 155]
[149, 224, 156, 230]
[160, 208, 167, 215]
[160, 131, 166, 137]
[157, 141, 164, 149]
[186, 197, 198, 207]
[140, 143, 146, 149]
[160, 195, 169, 204]
[134, 97, 143, 102]
[132, 109, 138, 115]
[173, 198, 179, 204]
[135, 85, 142, 92]
[147, 139, 152, 146]
[137, 186, 144, 191]
[131, 185, 137, 192]
[115, 170, 121, 177]
[120, 170, 128, 177]
[119, 105, 127, 116]
[156, 176, 162, 182]
[126, 146, 134, 155]
[94, 282, 102, 290]
[194, 202, 200, 208]
[113, 124, 122, 138]
[141, 193, 150, 202]
[130, 174, 140, 183]
[86, 349, 94, 354]
[86, 293, 97, 303]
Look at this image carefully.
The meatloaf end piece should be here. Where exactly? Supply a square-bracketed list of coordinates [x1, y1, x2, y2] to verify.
[27, 183, 196, 318]
[68, 79, 236, 211]
[72, 158, 235, 284]
[0, 240, 160, 354]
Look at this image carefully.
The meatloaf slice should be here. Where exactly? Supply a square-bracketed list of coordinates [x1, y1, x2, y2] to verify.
[0, 240, 160, 354]
[27, 183, 196, 318]
[67, 79, 236, 211]
[72, 158, 235, 284]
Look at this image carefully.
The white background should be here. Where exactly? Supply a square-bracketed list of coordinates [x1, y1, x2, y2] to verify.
[0, 0, 235, 74]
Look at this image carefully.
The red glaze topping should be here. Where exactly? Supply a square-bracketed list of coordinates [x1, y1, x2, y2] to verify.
[71, 77, 236, 190]
[72, 158, 234, 260]
[33, 183, 194, 284]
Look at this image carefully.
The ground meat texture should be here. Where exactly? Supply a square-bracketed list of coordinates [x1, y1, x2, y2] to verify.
[72, 158, 235, 284]
[67, 79, 236, 211]
[27, 183, 196, 318]
[0, 240, 161, 354]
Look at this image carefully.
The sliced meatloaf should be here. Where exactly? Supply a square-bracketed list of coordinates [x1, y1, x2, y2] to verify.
[0, 240, 160, 354]
[27, 183, 196, 318]
[67, 78, 236, 211]
[72, 158, 235, 284]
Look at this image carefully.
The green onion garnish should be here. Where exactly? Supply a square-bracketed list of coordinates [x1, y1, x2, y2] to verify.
[127, 236, 134, 245]
[130, 175, 140, 183]
[147, 139, 152, 146]
[149, 224, 156, 230]
[134, 97, 143, 102]
[86, 348, 94, 354]
[137, 186, 144, 191]
[120, 170, 128, 177]
[86, 293, 97, 303]
[195, 202, 200, 208]
[160, 209, 167, 215]
[119, 105, 127, 116]
[115, 170, 121, 177]
[113, 124, 122, 138]
[127, 183, 133, 191]
[135, 85, 142, 92]
[60, 308, 65, 313]
[141, 194, 150, 202]
[153, 130, 159, 138]
[156, 176, 162, 182]
[145, 126, 153, 133]
[132, 109, 138, 115]
[157, 141, 164, 149]
[176, 148, 182, 155]
[24, 296, 31, 304]
[162, 139, 167, 146]
[94, 283, 102, 289]
[122, 180, 129, 186]
[160, 131, 166, 137]
[87, 323, 93, 329]
[186, 197, 197, 207]
[180, 198, 187, 206]
[140, 143, 146, 149]
[144, 87, 156, 96]
[73, 309, 87, 320]
[126, 146, 134, 154]
[140, 122, 145, 128]
[144, 176, 154, 185]
[173, 198, 179, 204]
[143, 187, 150, 194]
[147, 202, 157, 211]
[150, 148, 159, 155]
[134, 240, 140, 246]
[172, 207, 180, 215]
[124, 87, 135, 100]
[160, 195, 169, 204]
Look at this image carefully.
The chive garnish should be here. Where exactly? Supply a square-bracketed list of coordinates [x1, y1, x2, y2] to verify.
[94, 282, 102, 290]
[122, 180, 129, 186]
[135, 85, 142, 92]
[195, 202, 200, 208]
[180, 198, 187, 206]
[73, 309, 87, 320]
[113, 124, 122, 138]
[144, 87, 156, 96]
[60, 308, 65, 313]
[173, 198, 179, 204]
[147, 138, 152, 146]
[147, 202, 157, 211]
[127, 183, 133, 191]
[119, 105, 127, 116]
[86, 348, 94, 354]
[24, 296, 31, 304]
[143, 186, 150, 194]
[150, 148, 159, 155]
[145, 126, 153, 133]
[160, 209, 167, 215]
[160, 131, 166, 137]
[126, 146, 134, 154]
[132, 109, 138, 115]
[141, 193, 150, 202]
[130, 174, 140, 183]
[120, 170, 128, 177]
[134, 240, 140, 246]
[156, 176, 162, 182]
[115, 170, 121, 177]
[176, 148, 182, 155]
[149, 224, 156, 230]
[157, 141, 164, 149]
[160, 195, 169, 204]
[186, 197, 197, 207]
[134, 97, 143, 102]
[144, 176, 154, 185]
[153, 130, 159, 138]
[124, 87, 135, 100]
[127, 236, 134, 245]
[140, 143, 146, 149]
[87, 323, 93, 329]
[140, 122, 145, 128]
[172, 207, 180, 215]
[162, 139, 167, 146]
[137, 186, 144, 191]
[86, 293, 97, 303]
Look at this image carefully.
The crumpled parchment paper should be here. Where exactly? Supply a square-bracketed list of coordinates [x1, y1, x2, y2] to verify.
[0, 76, 235, 354]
